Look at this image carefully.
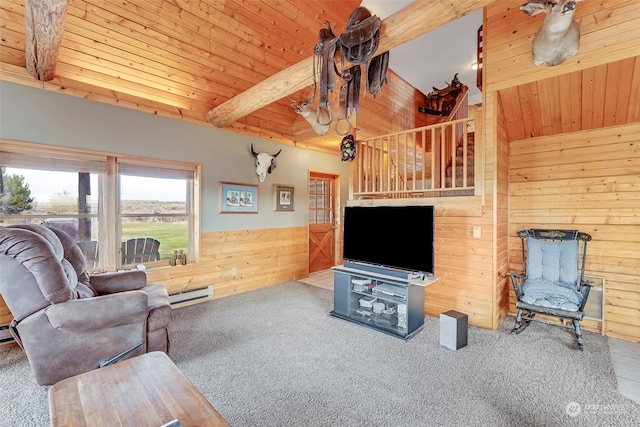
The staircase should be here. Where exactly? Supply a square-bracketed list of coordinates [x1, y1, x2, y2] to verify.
[444, 132, 474, 195]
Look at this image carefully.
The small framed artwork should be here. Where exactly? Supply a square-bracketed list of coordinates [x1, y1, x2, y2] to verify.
[274, 184, 294, 212]
[219, 181, 258, 213]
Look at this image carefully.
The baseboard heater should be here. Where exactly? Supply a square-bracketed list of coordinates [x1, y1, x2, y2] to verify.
[0, 323, 15, 346]
[169, 285, 214, 307]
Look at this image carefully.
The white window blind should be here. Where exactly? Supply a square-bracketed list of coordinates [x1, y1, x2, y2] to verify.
[117, 162, 194, 180]
[0, 152, 106, 174]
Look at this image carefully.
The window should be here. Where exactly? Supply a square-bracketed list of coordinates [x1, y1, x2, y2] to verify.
[1, 141, 199, 271]
[118, 162, 194, 266]
[309, 177, 333, 224]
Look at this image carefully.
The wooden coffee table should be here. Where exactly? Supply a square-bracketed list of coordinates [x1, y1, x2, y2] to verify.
[48, 351, 229, 427]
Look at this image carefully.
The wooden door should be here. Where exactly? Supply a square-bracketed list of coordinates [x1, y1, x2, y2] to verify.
[308, 172, 339, 273]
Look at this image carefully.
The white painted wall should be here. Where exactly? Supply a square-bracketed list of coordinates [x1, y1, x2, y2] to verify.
[0, 81, 351, 232]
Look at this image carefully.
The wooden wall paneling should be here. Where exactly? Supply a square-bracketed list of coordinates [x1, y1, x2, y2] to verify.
[147, 227, 309, 298]
[628, 56, 640, 122]
[423, 200, 496, 329]
[485, 1, 640, 93]
[357, 70, 432, 141]
[501, 86, 526, 139]
[482, 87, 510, 329]
[508, 123, 640, 341]
[611, 57, 636, 126]
[602, 60, 623, 128]
[495, 117, 511, 327]
[559, 72, 582, 134]
[512, 83, 532, 139]
[585, 64, 608, 130]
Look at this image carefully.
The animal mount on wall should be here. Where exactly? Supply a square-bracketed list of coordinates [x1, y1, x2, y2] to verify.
[418, 74, 464, 116]
[250, 144, 281, 182]
[521, 0, 582, 67]
[291, 99, 331, 137]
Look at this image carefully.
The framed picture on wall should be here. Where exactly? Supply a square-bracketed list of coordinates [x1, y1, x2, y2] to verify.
[274, 184, 294, 212]
[219, 182, 258, 213]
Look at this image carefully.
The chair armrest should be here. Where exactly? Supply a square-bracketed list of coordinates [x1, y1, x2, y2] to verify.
[45, 291, 148, 331]
[578, 280, 592, 311]
[90, 270, 147, 294]
[508, 272, 525, 299]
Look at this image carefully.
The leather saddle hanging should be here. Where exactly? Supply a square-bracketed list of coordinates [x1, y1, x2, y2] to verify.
[312, 7, 389, 136]
[315, 21, 340, 110]
[339, 7, 381, 65]
[367, 50, 389, 96]
[338, 7, 389, 121]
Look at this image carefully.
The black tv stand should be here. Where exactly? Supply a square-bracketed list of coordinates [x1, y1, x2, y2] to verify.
[343, 262, 427, 281]
[330, 264, 439, 340]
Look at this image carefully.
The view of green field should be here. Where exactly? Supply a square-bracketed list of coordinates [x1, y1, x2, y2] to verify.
[121, 222, 188, 260]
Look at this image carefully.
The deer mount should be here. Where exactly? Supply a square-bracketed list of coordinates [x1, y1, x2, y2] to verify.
[521, 0, 582, 67]
[291, 99, 331, 137]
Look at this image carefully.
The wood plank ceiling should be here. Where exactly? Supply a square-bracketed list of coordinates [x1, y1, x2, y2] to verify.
[498, 56, 640, 142]
[2, 1, 637, 153]
[2, 0, 501, 155]
[1, 0, 361, 152]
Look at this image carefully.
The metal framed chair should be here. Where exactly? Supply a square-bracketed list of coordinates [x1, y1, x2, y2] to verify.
[508, 228, 593, 351]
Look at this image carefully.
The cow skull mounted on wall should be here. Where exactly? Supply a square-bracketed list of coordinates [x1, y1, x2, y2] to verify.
[251, 144, 282, 182]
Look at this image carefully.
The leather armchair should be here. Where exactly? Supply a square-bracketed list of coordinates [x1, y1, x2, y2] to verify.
[0, 224, 171, 385]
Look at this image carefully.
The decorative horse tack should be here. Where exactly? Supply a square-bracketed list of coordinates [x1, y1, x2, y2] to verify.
[367, 52, 389, 96]
[340, 134, 356, 162]
[314, 21, 339, 127]
[339, 7, 381, 66]
[250, 144, 281, 182]
[302, 6, 389, 139]
[418, 74, 463, 116]
[335, 6, 388, 136]
[291, 21, 338, 137]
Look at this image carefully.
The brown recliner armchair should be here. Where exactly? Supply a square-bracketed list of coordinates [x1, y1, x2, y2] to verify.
[0, 224, 171, 386]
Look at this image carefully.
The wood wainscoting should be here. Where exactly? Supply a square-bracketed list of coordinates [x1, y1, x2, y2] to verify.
[146, 226, 309, 300]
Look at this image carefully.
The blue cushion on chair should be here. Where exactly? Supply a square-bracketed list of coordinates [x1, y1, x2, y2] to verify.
[526, 238, 578, 284]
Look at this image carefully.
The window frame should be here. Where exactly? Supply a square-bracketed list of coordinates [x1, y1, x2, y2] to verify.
[309, 176, 334, 225]
[0, 140, 200, 272]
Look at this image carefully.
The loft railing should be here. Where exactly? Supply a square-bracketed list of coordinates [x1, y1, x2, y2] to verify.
[352, 116, 476, 200]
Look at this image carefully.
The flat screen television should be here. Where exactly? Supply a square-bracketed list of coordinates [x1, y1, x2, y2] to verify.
[342, 205, 435, 274]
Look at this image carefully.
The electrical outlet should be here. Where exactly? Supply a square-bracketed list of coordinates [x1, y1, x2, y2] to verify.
[473, 227, 482, 238]
[231, 267, 237, 278]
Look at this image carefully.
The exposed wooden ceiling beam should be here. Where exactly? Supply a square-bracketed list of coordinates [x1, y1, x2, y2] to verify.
[24, 0, 69, 81]
[206, 0, 494, 128]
